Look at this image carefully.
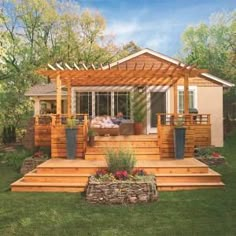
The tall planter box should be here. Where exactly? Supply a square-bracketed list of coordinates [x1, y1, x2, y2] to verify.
[65, 128, 77, 159]
[174, 127, 186, 159]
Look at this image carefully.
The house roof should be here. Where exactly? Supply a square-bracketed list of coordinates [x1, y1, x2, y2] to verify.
[25, 83, 67, 97]
[105, 48, 234, 88]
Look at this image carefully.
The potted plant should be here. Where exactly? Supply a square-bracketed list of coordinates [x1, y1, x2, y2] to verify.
[88, 128, 96, 147]
[65, 117, 77, 159]
[174, 117, 186, 159]
[132, 89, 146, 135]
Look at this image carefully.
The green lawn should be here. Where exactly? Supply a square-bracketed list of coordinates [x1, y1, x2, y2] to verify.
[0, 134, 236, 236]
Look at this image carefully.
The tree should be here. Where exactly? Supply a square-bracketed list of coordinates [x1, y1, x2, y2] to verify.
[0, 0, 140, 130]
[180, 10, 236, 118]
[180, 11, 236, 83]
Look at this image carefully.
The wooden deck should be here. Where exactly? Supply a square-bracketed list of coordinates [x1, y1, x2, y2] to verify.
[11, 158, 224, 192]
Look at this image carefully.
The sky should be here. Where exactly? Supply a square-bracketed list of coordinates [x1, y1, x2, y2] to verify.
[78, 0, 235, 56]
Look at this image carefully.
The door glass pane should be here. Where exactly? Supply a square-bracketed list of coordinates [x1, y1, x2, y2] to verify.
[114, 92, 131, 119]
[95, 92, 111, 116]
[151, 92, 166, 128]
[76, 92, 92, 116]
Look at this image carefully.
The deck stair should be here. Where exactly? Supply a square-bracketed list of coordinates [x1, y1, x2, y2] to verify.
[11, 158, 224, 192]
[85, 135, 160, 161]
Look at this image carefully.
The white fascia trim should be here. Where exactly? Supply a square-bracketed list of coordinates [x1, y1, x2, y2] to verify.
[201, 73, 235, 88]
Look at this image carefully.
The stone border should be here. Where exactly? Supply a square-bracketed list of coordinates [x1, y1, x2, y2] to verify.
[20, 157, 48, 174]
[86, 178, 158, 204]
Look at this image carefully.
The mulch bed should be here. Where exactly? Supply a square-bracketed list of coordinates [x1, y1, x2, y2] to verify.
[196, 156, 226, 166]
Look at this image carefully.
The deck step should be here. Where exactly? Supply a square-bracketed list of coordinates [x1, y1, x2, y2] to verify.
[85, 154, 160, 161]
[23, 172, 90, 183]
[86, 147, 160, 154]
[11, 178, 86, 192]
[156, 169, 222, 183]
[94, 142, 158, 148]
[157, 182, 225, 191]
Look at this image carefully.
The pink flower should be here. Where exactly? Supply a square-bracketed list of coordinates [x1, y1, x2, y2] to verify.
[114, 170, 128, 180]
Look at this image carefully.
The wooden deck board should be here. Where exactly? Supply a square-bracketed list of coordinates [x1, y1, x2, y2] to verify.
[38, 158, 207, 168]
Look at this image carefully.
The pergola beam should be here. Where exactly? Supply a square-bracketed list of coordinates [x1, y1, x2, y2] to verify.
[56, 72, 61, 115]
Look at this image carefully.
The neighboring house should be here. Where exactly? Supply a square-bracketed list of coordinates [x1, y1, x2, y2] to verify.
[26, 48, 234, 147]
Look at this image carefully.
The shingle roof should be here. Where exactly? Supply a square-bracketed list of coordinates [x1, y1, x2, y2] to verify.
[25, 83, 67, 96]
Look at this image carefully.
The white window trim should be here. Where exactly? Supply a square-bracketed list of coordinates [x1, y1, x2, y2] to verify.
[177, 86, 198, 113]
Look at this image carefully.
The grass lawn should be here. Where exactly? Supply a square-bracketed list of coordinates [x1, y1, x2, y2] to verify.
[1, 133, 236, 236]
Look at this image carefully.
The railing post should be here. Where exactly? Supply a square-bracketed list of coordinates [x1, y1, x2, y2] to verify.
[35, 116, 39, 125]
[51, 115, 56, 126]
[157, 114, 161, 127]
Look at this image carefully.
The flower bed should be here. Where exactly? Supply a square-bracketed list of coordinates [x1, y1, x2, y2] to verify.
[195, 147, 225, 166]
[86, 176, 158, 204]
[86, 147, 158, 204]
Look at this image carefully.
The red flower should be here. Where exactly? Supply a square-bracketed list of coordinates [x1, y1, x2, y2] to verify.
[212, 152, 220, 158]
[95, 169, 108, 178]
[33, 151, 44, 158]
[114, 170, 128, 180]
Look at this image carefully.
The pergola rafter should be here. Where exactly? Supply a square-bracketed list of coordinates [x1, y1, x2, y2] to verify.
[38, 61, 207, 116]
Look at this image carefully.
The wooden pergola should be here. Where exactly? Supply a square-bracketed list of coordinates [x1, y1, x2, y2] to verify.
[37, 62, 207, 118]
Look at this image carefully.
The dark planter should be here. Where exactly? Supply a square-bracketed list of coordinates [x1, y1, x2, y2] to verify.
[134, 122, 143, 135]
[174, 127, 186, 159]
[65, 128, 77, 159]
[88, 136, 95, 147]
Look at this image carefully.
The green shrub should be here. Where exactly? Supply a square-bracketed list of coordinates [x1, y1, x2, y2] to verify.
[105, 147, 136, 174]
[3, 148, 33, 171]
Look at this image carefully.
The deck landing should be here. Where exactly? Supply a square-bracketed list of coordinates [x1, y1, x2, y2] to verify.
[11, 158, 224, 192]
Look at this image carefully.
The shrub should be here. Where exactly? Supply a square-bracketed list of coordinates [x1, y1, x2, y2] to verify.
[3, 148, 33, 171]
[105, 147, 136, 174]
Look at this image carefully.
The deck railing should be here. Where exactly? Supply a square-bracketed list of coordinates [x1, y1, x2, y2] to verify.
[157, 113, 211, 158]
[157, 113, 211, 126]
[34, 114, 88, 158]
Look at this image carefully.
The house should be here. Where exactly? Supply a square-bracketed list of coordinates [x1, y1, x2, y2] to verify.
[11, 48, 234, 192]
[26, 48, 234, 147]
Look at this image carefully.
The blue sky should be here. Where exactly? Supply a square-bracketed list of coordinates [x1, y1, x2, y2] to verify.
[78, 0, 235, 56]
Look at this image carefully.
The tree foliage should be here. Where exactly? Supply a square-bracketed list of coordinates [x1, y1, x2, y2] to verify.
[0, 0, 141, 128]
[181, 11, 236, 83]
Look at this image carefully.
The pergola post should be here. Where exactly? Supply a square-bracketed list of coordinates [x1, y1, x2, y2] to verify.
[184, 72, 189, 114]
[67, 79, 72, 117]
[173, 80, 178, 116]
[56, 72, 61, 115]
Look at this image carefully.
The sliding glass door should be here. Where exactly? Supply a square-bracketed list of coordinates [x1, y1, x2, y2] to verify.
[75, 91, 131, 118]
[76, 92, 92, 116]
[95, 92, 111, 116]
[114, 92, 131, 119]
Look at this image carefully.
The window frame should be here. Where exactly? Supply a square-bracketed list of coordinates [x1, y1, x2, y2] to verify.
[177, 86, 197, 113]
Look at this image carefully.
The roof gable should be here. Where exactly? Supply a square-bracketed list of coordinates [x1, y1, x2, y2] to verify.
[106, 48, 234, 88]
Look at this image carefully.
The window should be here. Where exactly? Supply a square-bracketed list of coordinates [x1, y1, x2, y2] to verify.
[76, 92, 92, 116]
[95, 92, 111, 116]
[178, 87, 197, 113]
[114, 92, 131, 119]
